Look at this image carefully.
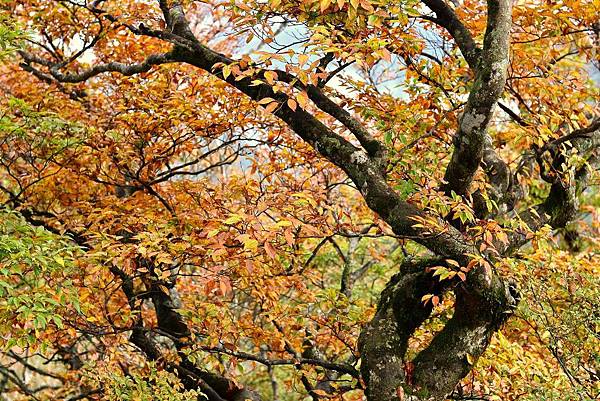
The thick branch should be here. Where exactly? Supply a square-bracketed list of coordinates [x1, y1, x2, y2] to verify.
[472, 134, 515, 218]
[358, 264, 444, 401]
[442, 0, 512, 196]
[359, 257, 518, 401]
[506, 119, 600, 252]
[158, 40, 476, 262]
[412, 278, 517, 399]
[421, 0, 518, 210]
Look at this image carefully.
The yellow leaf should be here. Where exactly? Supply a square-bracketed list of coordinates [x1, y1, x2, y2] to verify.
[222, 64, 231, 80]
[296, 91, 309, 109]
[207, 229, 221, 238]
[244, 238, 259, 252]
[224, 214, 243, 224]
[497, 230, 509, 245]
[264, 70, 278, 85]
[446, 259, 460, 268]
[320, 0, 332, 12]
[298, 54, 309, 66]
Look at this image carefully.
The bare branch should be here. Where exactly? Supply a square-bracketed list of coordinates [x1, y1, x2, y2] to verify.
[19, 50, 176, 83]
[198, 345, 361, 378]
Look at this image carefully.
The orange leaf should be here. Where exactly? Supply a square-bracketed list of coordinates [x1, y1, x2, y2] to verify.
[287, 98, 297, 111]
[258, 97, 276, 105]
[284, 228, 294, 246]
[264, 101, 279, 113]
[264, 241, 277, 259]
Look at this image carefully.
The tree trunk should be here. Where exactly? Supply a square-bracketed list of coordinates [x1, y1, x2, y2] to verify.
[359, 262, 518, 401]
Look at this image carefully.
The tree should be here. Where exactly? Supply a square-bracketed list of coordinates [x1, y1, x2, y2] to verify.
[0, 0, 598, 400]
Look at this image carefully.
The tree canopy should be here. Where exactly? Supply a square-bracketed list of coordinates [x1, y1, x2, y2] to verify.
[0, 1, 598, 401]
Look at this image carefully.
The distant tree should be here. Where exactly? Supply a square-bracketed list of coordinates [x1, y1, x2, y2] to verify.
[0, 1, 598, 401]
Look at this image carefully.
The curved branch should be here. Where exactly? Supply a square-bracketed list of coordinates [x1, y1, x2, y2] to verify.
[19, 50, 176, 83]
[18, 0, 513, 310]
[506, 118, 600, 253]
[358, 266, 445, 401]
[421, 0, 481, 68]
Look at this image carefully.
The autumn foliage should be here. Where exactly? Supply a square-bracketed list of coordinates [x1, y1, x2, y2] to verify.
[0, 1, 598, 401]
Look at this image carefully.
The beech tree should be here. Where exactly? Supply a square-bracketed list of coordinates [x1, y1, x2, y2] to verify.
[0, 1, 598, 401]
